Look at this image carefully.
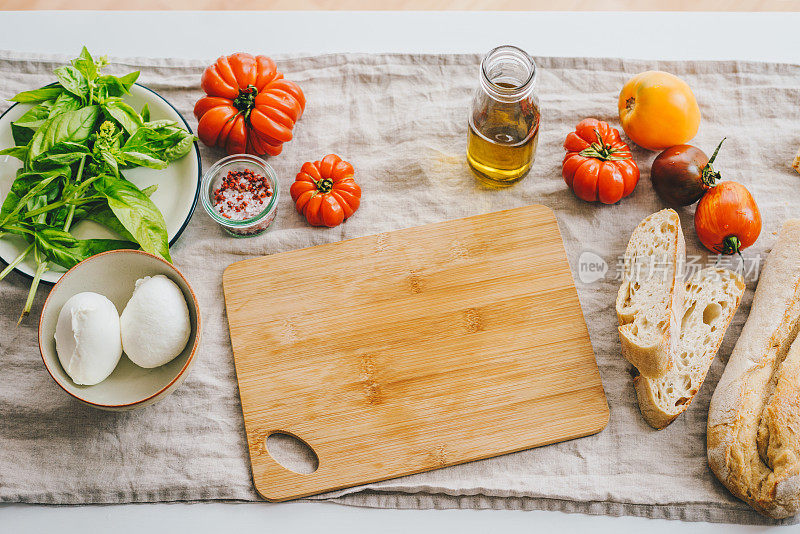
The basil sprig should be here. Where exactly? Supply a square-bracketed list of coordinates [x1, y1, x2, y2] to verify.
[0, 47, 196, 322]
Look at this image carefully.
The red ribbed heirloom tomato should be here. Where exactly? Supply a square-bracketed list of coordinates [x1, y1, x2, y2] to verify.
[290, 155, 361, 227]
[194, 53, 306, 157]
[562, 118, 640, 204]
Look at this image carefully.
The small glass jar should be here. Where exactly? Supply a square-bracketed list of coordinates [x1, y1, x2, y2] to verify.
[467, 45, 540, 187]
[201, 154, 279, 237]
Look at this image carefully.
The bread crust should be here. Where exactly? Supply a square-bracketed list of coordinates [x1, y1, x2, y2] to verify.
[707, 219, 800, 519]
[633, 369, 673, 429]
[616, 209, 685, 378]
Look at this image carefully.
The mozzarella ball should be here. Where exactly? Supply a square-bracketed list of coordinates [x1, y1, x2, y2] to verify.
[54, 292, 122, 385]
[120, 275, 191, 368]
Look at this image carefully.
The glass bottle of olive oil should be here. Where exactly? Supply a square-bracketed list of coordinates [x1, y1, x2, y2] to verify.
[467, 46, 540, 187]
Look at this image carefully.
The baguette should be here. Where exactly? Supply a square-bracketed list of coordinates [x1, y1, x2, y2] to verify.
[616, 209, 685, 378]
[635, 267, 745, 429]
[707, 219, 800, 519]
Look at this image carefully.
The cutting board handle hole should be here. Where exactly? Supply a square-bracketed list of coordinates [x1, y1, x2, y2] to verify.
[265, 432, 319, 474]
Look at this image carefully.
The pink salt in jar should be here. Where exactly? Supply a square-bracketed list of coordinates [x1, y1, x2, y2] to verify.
[201, 154, 279, 237]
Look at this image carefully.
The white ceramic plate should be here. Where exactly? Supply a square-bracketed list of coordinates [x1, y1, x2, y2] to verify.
[0, 84, 201, 283]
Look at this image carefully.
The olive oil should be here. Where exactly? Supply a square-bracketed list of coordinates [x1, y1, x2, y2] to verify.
[467, 110, 539, 186]
[466, 48, 541, 187]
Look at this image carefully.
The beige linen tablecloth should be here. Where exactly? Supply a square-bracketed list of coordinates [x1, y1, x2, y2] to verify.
[1, 51, 799, 525]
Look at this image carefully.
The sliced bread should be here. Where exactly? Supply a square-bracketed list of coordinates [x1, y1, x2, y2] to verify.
[634, 267, 745, 429]
[616, 209, 685, 378]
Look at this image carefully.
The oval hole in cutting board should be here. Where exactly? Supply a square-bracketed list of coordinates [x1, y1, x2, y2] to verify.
[265, 432, 319, 474]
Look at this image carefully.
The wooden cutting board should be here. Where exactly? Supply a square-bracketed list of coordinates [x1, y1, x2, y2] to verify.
[223, 204, 608, 501]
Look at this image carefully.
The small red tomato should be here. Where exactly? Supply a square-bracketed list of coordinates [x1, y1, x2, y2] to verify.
[562, 118, 640, 204]
[290, 154, 361, 227]
[694, 181, 761, 255]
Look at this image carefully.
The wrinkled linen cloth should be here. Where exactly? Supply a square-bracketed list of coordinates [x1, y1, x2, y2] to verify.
[1, 51, 799, 525]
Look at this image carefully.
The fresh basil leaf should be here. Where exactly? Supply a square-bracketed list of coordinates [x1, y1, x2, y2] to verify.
[1, 220, 34, 239]
[0, 169, 66, 226]
[94, 174, 170, 262]
[99, 147, 120, 177]
[29, 106, 99, 160]
[117, 72, 139, 91]
[54, 65, 89, 103]
[50, 204, 73, 229]
[0, 172, 30, 225]
[71, 46, 97, 83]
[25, 193, 53, 225]
[80, 202, 136, 242]
[103, 100, 143, 135]
[127, 128, 180, 150]
[144, 119, 179, 129]
[32, 141, 90, 168]
[140, 103, 150, 123]
[34, 230, 73, 265]
[68, 239, 136, 265]
[9, 86, 63, 103]
[119, 120, 193, 167]
[1, 171, 35, 214]
[0, 146, 29, 161]
[34, 225, 77, 246]
[12, 101, 53, 130]
[163, 133, 195, 162]
[95, 71, 139, 100]
[140, 184, 158, 197]
[36, 232, 134, 270]
[120, 150, 168, 169]
[49, 92, 83, 118]
[11, 125, 34, 148]
[11, 100, 53, 145]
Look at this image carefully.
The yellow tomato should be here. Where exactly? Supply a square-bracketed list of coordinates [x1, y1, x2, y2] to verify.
[618, 71, 701, 151]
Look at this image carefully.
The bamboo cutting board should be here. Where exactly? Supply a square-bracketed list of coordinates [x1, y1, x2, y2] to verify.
[223, 204, 608, 501]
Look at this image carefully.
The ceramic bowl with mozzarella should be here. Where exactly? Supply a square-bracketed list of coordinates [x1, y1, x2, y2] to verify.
[38, 250, 201, 411]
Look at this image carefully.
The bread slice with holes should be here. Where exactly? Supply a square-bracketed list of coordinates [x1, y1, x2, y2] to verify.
[616, 209, 685, 378]
[634, 267, 745, 429]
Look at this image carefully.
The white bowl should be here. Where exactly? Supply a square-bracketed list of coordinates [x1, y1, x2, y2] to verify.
[38, 250, 201, 411]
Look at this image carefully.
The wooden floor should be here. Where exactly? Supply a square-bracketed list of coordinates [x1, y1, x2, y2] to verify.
[0, 0, 795, 10]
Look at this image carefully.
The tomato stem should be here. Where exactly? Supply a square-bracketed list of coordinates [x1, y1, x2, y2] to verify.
[702, 138, 726, 188]
[315, 178, 333, 194]
[578, 129, 631, 162]
[625, 97, 635, 112]
[719, 235, 741, 255]
[232, 84, 258, 121]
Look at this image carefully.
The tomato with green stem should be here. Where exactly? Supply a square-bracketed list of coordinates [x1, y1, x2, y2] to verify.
[650, 139, 725, 207]
[194, 53, 305, 157]
[290, 154, 361, 227]
[562, 118, 640, 204]
[694, 181, 761, 256]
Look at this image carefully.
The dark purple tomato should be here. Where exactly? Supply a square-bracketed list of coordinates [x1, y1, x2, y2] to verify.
[650, 139, 725, 206]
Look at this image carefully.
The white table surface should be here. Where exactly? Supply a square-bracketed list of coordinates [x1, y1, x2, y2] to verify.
[2, 10, 799, 533]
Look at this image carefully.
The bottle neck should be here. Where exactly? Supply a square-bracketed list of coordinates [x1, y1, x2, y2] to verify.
[479, 45, 536, 103]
